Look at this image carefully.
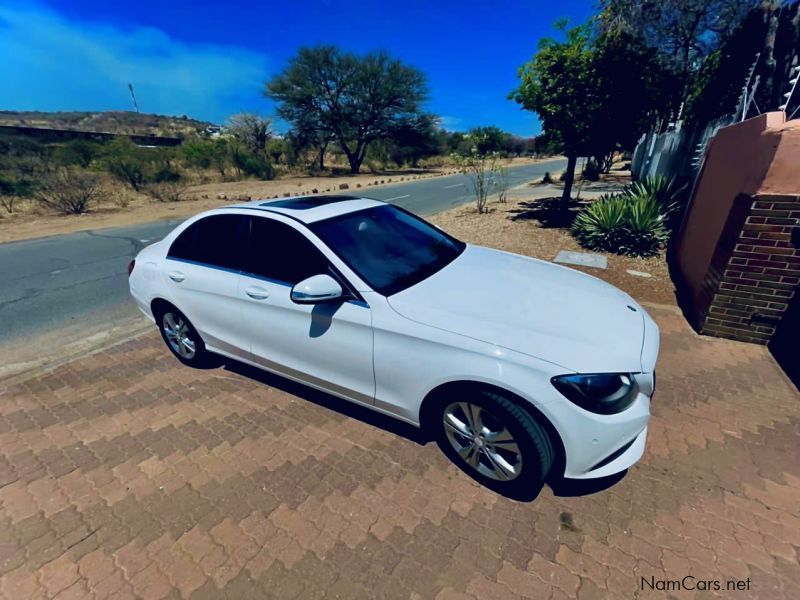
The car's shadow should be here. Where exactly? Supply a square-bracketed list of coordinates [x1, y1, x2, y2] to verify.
[221, 358, 427, 445]
[214, 357, 629, 502]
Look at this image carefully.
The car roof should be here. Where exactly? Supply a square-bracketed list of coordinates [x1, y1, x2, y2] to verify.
[229, 194, 385, 224]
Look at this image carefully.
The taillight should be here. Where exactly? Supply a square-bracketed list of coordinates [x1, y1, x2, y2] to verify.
[127, 259, 136, 277]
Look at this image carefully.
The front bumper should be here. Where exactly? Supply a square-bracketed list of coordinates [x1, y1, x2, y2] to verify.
[567, 425, 648, 480]
[541, 370, 654, 480]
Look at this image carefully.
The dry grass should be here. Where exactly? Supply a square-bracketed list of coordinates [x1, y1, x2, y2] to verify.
[0, 169, 452, 243]
[0, 157, 547, 244]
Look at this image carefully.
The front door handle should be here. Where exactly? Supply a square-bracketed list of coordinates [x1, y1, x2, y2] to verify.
[168, 271, 185, 283]
[245, 286, 270, 300]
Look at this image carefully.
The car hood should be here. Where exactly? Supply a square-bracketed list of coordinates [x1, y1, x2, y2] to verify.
[387, 245, 646, 373]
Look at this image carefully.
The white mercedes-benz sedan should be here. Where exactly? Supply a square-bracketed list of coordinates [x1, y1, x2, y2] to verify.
[128, 195, 659, 499]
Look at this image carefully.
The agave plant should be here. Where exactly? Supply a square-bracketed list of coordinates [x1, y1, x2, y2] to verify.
[571, 194, 630, 253]
[625, 175, 687, 217]
[571, 190, 669, 258]
[620, 193, 669, 256]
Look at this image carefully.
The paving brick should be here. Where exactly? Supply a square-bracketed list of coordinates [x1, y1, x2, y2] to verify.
[0, 306, 799, 598]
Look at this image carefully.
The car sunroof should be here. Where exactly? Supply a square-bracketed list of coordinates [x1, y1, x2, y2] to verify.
[261, 195, 361, 210]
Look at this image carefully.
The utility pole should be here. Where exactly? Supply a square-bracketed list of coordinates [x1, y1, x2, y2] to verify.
[128, 83, 140, 113]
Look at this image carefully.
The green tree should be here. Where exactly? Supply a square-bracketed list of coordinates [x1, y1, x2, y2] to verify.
[461, 126, 512, 156]
[510, 22, 598, 208]
[266, 45, 429, 174]
[598, 0, 754, 102]
[588, 29, 676, 170]
[386, 114, 442, 167]
[285, 111, 336, 171]
[684, 1, 800, 124]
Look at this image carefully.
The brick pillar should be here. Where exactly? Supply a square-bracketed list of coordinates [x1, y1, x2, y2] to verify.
[699, 194, 800, 343]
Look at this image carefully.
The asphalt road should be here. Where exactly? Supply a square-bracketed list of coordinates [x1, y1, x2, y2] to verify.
[0, 158, 565, 364]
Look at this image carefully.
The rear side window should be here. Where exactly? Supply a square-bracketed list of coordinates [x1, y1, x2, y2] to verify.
[168, 214, 248, 271]
[247, 217, 329, 284]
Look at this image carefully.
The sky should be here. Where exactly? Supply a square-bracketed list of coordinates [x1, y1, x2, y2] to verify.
[0, 0, 595, 136]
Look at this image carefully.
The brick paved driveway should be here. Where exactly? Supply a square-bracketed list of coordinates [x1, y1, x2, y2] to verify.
[0, 304, 798, 599]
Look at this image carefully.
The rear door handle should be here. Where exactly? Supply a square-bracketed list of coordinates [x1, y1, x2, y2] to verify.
[168, 271, 185, 283]
[245, 286, 270, 300]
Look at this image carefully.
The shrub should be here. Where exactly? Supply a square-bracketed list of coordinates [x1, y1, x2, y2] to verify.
[582, 157, 601, 181]
[452, 148, 499, 214]
[230, 143, 274, 180]
[34, 168, 104, 214]
[152, 165, 182, 183]
[144, 181, 187, 203]
[182, 139, 229, 177]
[495, 165, 510, 203]
[571, 192, 668, 257]
[0, 173, 35, 213]
[102, 138, 149, 191]
[54, 140, 101, 168]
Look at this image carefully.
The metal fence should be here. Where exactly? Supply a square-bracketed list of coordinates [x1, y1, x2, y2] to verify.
[631, 116, 734, 184]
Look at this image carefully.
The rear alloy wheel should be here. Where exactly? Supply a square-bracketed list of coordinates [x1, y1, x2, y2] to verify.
[158, 307, 212, 367]
[435, 389, 554, 499]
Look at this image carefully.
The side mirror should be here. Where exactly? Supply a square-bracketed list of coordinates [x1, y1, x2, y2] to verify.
[290, 274, 344, 304]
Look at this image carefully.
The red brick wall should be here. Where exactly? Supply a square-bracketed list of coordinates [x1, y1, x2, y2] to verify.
[699, 194, 800, 343]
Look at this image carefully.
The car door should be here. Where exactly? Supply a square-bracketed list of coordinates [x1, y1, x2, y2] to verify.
[163, 213, 248, 356]
[239, 215, 375, 405]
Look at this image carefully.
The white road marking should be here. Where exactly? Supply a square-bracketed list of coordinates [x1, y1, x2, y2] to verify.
[384, 195, 410, 201]
[444, 183, 465, 189]
[139, 239, 151, 243]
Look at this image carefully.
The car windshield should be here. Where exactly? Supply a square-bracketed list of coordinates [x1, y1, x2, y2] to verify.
[309, 204, 466, 296]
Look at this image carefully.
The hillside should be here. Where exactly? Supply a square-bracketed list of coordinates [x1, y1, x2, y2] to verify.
[0, 110, 214, 137]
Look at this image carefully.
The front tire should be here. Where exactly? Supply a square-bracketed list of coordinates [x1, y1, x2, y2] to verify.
[434, 388, 554, 500]
[156, 306, 214, 368]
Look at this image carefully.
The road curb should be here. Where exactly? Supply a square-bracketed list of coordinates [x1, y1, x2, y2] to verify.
[0, 321, 154, 387]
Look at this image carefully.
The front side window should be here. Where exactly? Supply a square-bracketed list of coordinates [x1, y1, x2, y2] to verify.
[168, 214, 248, 271]
[309, 205, 465, 295]
[246, 217, 330, 285]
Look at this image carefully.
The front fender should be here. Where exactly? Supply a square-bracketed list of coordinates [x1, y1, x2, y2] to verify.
[372, 314, 567, 425]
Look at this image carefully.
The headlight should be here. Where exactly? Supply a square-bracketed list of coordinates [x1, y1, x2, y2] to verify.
[551, 373, 637, 414]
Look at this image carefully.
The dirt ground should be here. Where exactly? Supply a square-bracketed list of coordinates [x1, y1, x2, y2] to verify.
[0, 157, 550, 244]
[0, 169, 447, 244]
[428, 186, 676, 306]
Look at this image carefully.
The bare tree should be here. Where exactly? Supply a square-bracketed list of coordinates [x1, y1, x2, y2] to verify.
[227, 113, 273, 158]
[35, 168, 104, 214]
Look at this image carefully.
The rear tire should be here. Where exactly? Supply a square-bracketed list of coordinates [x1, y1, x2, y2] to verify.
[155, 305, 216, 368]
[434, 387, 554, 500]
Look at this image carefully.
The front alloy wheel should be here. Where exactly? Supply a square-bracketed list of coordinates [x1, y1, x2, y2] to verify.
[443, 402, 523, 481]
[435, 389, 554, 500]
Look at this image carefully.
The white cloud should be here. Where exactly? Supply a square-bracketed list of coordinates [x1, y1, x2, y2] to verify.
[439, 115, 464, 131]
[0, 3, 269, 123]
